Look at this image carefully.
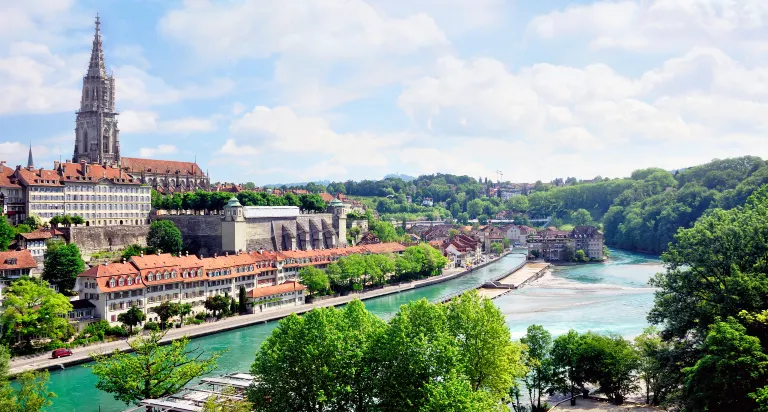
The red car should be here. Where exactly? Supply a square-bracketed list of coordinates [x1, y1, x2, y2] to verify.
[51, 348, 73, 359]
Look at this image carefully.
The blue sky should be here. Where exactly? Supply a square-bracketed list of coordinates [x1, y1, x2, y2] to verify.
[1, 0, 767, 185]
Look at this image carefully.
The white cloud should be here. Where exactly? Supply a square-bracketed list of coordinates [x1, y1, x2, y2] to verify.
[527, 0, 768, 53]
[139, 144, 178, 158]
[121, 110, 217, 134]
[115, 65, 235, 107]
[159, 0, 450, 111]
[217, 139, 260, 156]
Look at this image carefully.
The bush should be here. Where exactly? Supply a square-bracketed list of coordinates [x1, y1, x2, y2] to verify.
[143, 321, 160, 332]
[185, 318, 204, 325]
[194, 312, 206, 321]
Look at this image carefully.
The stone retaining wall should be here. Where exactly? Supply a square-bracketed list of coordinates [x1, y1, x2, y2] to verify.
[62, 225, 149, 254]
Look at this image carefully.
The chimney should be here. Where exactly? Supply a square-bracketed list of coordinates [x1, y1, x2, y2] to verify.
[0, 161, 5, 167]
[65, 159, 70, 163]
[53, 160, 60, 170]
[122, 258, 126, 264]
[140, 251, 143, 257]
[185, 251, 189, 256]
[225, 252, 228, 257]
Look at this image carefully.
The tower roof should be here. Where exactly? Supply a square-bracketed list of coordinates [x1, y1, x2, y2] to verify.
[27, 143, 33, 169]
[87, 14, 107, 78]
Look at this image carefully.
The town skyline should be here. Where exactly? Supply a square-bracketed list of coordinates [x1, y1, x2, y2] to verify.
[1, 1, 766, 185]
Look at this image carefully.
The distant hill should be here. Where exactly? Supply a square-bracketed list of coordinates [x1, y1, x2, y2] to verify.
[383, 173, 416, 182]
[263, 180, 331, 188]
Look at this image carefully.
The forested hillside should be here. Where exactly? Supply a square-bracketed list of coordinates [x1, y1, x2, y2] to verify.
[317, 156, 768, 254]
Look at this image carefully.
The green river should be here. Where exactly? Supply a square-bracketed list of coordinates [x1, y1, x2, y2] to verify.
[45, 249, 661, 411]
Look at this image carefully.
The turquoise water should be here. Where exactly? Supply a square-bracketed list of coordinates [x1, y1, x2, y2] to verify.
[45, 250, 660, 411]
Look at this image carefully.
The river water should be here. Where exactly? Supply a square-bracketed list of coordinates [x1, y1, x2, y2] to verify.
[45, 249, 661, 411]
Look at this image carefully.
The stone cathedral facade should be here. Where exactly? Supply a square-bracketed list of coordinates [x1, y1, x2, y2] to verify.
[73, 15, 119, 166]
[71, 16, 209, 193]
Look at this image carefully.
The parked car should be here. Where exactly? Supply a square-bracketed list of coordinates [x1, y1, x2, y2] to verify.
[51, 348, 73, 359]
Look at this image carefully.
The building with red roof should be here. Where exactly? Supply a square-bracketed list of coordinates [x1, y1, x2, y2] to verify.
[0, 250, 37, 290]
[74, 242, 407, 324]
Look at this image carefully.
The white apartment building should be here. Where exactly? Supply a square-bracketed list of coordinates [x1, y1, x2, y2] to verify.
[12, 161, 151, 226]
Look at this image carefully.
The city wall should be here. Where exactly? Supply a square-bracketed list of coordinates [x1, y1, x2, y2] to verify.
[62, 225, 149, 254]
[159, 215, 222, 257]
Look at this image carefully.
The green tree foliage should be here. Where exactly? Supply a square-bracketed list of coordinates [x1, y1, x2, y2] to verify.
[117, 305, 146, 334]
[633, 327, 673, 405]
[577, 332, 639, 404]
[204, 295, 230, 318]
[250, 292, 525, 412]
[0, 345, 56, 411]
[41, 240, 85, 292]
[298, 266, 330, 297]
[0, 215, 15, 251]
[569, 208, 595, 226]
[90, 331, 223, 405]
[120, 244, 145, 261]
[238, 286, 248, 313]
[551, 330, 585, 406]
[23, 215, 42, 230]
[1, 278, 73, 346]
[368, 219, 400, 242]
[146, 220, 183, 255]
[573, 249, 588, 262]
[395, 243, 448, 281]
[152, 301, 180, 329]
[250, 300, 385, 411]
[490, 242, 503, 255]
[13, 224, 32, 235]
[521, 325, 553, 412]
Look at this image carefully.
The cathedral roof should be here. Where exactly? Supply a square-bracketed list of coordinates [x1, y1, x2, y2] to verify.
[121, 157, 205, 177]
[87, 14, 107, 78]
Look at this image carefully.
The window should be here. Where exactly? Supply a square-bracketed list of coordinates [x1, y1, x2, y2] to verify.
[118, 278, 124, 287]
[136, 276, 141, 284]
[127, 278, 133, 286]
[109, 278, 116, 288]
[148, 272, 154, 281]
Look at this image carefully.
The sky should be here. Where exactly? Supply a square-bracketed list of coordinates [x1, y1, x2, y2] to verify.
[1, 0, 768, 185]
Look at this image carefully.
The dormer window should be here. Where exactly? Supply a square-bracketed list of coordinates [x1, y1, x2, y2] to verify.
[109, 278, 116, 288]
[136, 276, 141, 284]
[147, 273, 154, 281]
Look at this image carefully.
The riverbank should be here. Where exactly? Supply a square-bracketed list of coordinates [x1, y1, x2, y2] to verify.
[476, 261, 551, 300]
[9, 253, 511, 375]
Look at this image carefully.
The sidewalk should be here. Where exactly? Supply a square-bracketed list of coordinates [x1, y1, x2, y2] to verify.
[9, 258, 494, 375]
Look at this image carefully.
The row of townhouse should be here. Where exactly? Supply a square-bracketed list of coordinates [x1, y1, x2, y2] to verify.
[72, 242, 407, 326]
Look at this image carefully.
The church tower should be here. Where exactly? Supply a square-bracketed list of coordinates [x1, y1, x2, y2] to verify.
[73, 15, 120, 166]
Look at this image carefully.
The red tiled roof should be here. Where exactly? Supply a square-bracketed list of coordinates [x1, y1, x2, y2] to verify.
[0, 165, 20, 188]
[319, 193, 334, 202]
[247, 281, 306, 299]
[18, 230, 56, 241]
[121, 157, 205, 176]
[0, 250, 36, 270]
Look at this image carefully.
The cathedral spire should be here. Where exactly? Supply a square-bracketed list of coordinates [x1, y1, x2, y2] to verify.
[27, 143, 34, 169]
[87, 14, 107, 78]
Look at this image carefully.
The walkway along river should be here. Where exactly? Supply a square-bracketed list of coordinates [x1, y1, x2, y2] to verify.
[43, 250, 661, 411]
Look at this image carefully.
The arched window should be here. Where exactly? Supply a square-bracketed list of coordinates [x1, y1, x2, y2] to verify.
[183, 270, 188, 278]
[148, 272, 154, 281]
[172, 270, 177, 278]
[118, 278, 124, 287]
[197, 269, 202, 277]
[127, 278, 132, 286]
[109, 278, 116, 288]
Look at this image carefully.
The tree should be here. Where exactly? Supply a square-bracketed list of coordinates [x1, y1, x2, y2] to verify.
[457, 212, 469, 225]
[633, 326, 671, 405]
[551, 330, 585, 406]
[421, 372, 501, 412]
[146, 220, 183, 255]
[13, 224, 32, 235]
[0, 345, 56, 412]
[573, 249, 588, 262]
[229, 297, 237, 315]
[569, 208, 595, 226]
[1, 277, 73, 346]
[70, 215, 85, 226]
[238, 286, 248, 314]
[117, 306, 146, 334]
[178, 303, 192, 325]
[521, 324, 553, 412]
[445, 291, 527, 399]
[204, 295, 230, 318]
[23, 215, 42, 230]
[682, 318, 768, 411]
[298, 266, 330, 298]
[299, 193, 326, 213]
[41, 240, 85, 293]
[48, 215, 61, 227]
[477, 214, 489, 225]
[90, 330, 223, 405]
[490, 243, 503, 255]
[152, 301, 180, 329]
[121, 244, 144, 261]
[0, 215, 14, 251]
[577, 332, 639, 404]
[250, 300, 385, 411]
